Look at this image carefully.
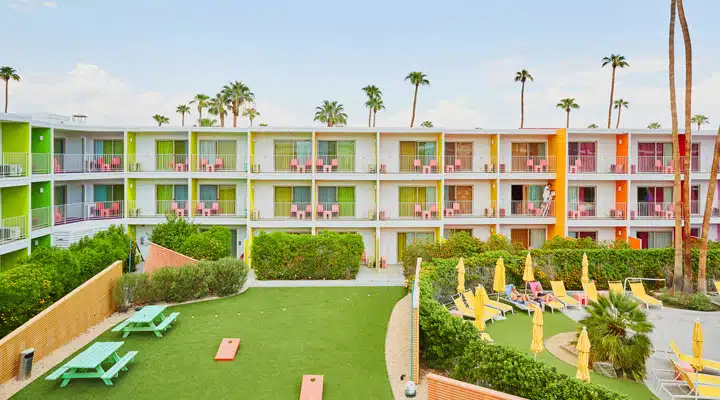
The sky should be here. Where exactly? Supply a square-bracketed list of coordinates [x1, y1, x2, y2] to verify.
[1, 0, 719, 129]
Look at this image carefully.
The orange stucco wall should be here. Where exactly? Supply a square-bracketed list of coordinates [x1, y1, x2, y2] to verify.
[548, 129, 567, 238]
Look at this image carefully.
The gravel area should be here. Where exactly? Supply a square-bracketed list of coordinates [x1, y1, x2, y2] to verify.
[385, 293, 427, 400]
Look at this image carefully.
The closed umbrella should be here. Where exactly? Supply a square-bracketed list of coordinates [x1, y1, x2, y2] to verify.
[523, 253, 535, 293]
[692, 319, 704, 371]
[576, 326, 591, 382]
[474, 286, 485, 332]
[531, 308, 544, 359]
[581, 252, 590, 284]
[456, 257, 465, 294]
[493, 257, 506, 296]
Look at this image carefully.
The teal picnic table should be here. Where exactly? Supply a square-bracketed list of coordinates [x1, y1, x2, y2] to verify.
[112, 305, 179, 338]
[45, 342, 137, 387]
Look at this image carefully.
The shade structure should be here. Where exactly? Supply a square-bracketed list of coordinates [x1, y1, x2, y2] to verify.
[523, 253, 535, 283]
[456, 257, 466, 294]
[493, 257, 506, 294]
[531, 308, 544, 357]
[692, 319, 704, 371]
[473, 286, 485, 332]
[581, 252, 590, 284]
[576, 326, 591, 382]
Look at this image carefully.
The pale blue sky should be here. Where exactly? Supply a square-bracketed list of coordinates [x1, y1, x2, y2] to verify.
[2, 0, 719, 128]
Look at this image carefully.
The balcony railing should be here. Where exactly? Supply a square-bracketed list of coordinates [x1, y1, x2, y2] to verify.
[127, 154, 190, 172]
[442, 156, 497, 173]
[633, 202, 676, 219]
[31, 207, 51, 230]
[54, 201, 125, 225]
[32, 153, 51, 174]
[379, 202, 440, 220]
[192, 200, 244, 217]
[0, 153, 28, 177]
[502, 156, 556, 173]
[499, 201, 556, 217]
[53, 154, 124, 173]
[0, 215, 26, 245]
[255, 155, 314, 173]
[380, 155, 440, 174]
[568, 202, 627, 219]
[192, 154, 247, 172]
[127, 200, 189, 218]
[270, 202, 313, 219]
[316, 202, 371, 219]
[443, 200, 497, 217]
[630, 156, 700, 174]
[568, 156, 629, 174]
[314, 155, 377, 173]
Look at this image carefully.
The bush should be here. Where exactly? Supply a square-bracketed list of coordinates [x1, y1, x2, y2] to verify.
[149, 215, 199, 252]
[180, 226, 232, 261]
[252, 231, 363, 280]
[207, 257, 250, 296]
[0, 267, 64, 337]
[656, 289, 720, 311]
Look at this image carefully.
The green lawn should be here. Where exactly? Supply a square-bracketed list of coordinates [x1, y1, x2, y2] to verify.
[16, 287, 406, 400]
[485, 311, 657, 400]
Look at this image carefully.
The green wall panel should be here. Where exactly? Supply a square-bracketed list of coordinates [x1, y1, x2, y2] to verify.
[0, 248, 29, 273]
[2, 185, 29, 218]
[2, 122, 30, 153]
[31, 182, 51, 209]
[31, 234, 51, 251]
[31, 127, 51, 153]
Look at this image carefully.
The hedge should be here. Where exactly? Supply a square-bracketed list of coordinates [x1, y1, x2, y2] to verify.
[417, 261, 627, 400]
[113, 258, 248, 310]
[252, 231, 363, 280]
[150, 216, 232, 261]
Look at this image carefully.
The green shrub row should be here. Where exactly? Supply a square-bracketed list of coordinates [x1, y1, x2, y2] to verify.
[113, 258, 248, 310]
[0, 225, 133, 337]
[150, 216, 231, 261]
[252, 231, 363, 280]
[417, 262, 627, 400]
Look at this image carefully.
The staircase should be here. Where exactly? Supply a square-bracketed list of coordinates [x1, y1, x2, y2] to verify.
[355, 264, 406, 286]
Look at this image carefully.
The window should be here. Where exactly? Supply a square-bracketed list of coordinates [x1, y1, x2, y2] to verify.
[93, 184, 124, 202]
[691, 185, 700, 214]
[637, 187, 673, 216]
[94, 140, 123, 156]
[156, 140, 188, 170]
[444, 229, 472, 239]
[156, 185, 188, 213]
[568, 142, 597, 172]
[399, 186, 436, 217]
[568, 186, 596, 216]
[510, 229, 546, 249]
[691, 143, 700, 172]
[274, 140, 312, 171]
[510, 185, 545, 215]
[636, 142, 672, 172]
[317, 186, 355, 217]
[318, 141, 355, 171]
[397, 232, 434, 261]
[399, 141, 437, 172]
[691, 228, 700, 238]
[198, 184, 236, 214]
[444, 185, 473, 214]
[511, 142, 547, 171]
[636, 231, 672, 249]
[445, 142, 473, 170]
[568, 231, 597, 241]
[274, 186, 311, 217]
[198, 140, 237, 170]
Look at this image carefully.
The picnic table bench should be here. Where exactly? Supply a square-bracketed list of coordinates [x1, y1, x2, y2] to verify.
[45, 342, 137, 387]
[111, 305, 179, 338]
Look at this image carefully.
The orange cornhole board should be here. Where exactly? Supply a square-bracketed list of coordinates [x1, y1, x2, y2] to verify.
[299, 375, 324, 400]
[214, 338, 241, 361]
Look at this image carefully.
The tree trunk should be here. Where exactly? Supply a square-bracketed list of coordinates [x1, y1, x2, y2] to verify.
[198, 107, 203, 124]
[410, 84, 419, 127]
[607, 67, 616, 128]
[181, 113, 185, 127]
[616, 107, 622, 129]
[368, 107, 372, 127]
[233, 104, 238, 128]
[697, 127, 720, 294]
[373, 109, 377, 127]
[3, 80, 8, 113]
[668, 0, 682, 294]
[566, 110, 570, 128]
[520, 80, 525, 128]
[677, 0, 693, 293]
[249, 116, 254, 127]
[697, 122, 701, 131]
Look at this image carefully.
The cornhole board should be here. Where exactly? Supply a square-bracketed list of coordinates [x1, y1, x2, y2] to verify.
[299, 375, 324, 400]
[214, 338, 241, 361]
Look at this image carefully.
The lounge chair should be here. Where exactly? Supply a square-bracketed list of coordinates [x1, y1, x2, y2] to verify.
[529, 281, 566, 313]
[629, 281, 663, 310]
[659, 359, 720, 399]
[582, 281, 599, 303]
[452, 297, 495, 323]
[608, 281, 624, 295]
[711, 280, 720, 306]
[461, 291, 504, 319]
[478, 288, 514, 315]
[550, 280, 581, 308]
[663, 340, 720, 371]
[501, 284, 538, 315]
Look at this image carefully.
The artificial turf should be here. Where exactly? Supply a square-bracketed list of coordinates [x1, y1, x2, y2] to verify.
[15, 286, 406, 400]
[484, 311, 658, 400]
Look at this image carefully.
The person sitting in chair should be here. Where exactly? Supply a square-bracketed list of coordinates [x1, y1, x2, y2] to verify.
[510, 287, 532, 304]
[533, 289, 559, 304]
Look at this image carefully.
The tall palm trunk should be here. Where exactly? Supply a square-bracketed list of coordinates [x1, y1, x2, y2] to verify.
[410, 84, 419, 127]
[249, 116, 254, 127]
[520, 80, 526, 128]
[367, 108, 372, 127]
[607, 67, 616, 128]
[669, 0, 683, 293]
[615, 107, 622, 129]
[197, 107, 203, 124]
[697, 128, 720, 294]
[233, 104, 239, 128]
[181, 113, 185, 127]
[4, 81, 8, 113]
[220, 114, 225, 128]
[565, 110, 570, 128]
[677, 0, 693, 293]
[373, 109, 377, 127]
[697, 122, 701, 131]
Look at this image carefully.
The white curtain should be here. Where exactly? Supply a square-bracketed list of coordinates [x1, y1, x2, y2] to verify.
[199, 140, 217, 161]
[650, 232, 672, 248]
[529, 229, 546, 249]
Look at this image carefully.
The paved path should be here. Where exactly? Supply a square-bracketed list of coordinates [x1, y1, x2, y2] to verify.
[385, 294, 427, 400]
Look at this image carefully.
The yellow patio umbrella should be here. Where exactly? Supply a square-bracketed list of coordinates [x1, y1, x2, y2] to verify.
[474, 286, 485, 332]
[531, 308, 544, 359]
[692, 319, 704, 371]
[523, 253, 535, 293]
[493, 257, 506, 296]
[456, 257, 466, 294]
[581, 252, 590, 284]
[576, 326, 591, 382]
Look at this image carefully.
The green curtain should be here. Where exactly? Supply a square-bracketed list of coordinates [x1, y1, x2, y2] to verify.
[55, 186, 66, 205]
[296, 141, 312, 164]
[157, 185, 173, 214]
[568, 187, 579, 211]
[112, 185, 124, 201]
[274, 141, 293, 170]
[54, 139, 65, 154]
[174, 140, 188, 167]
[218, 140, 237, 170]
[318, 141, 337, 157]
[157, 141, 174, 170]
[274, 187, 292, 216]
[338, 141, 354, 171]
[399, 142, 417, 172]
[102, 141, 113, 155]
[293, 187, 311, 204]
[112, 140, 123, 157]
[399, 187, 418, 217]
[397, 233, 407, 261]
[94, 185, 109, 202]
[199, 185, 217, 208]
[318, 187, 336, 204]
[338, 187, 355, 216]
[423, 187, 435, 208]
[219, 185, 236, 214]
[528, 185, 543, 202]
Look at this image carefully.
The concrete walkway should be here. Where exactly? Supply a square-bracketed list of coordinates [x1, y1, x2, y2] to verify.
[251, 265, 407, 288]
[385, 294, 427, 400]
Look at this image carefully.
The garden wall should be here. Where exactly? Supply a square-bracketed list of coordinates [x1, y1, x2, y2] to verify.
[144, 242, 199, 274]
[427, 374, 527, 400]
[0, 260, 122, 383]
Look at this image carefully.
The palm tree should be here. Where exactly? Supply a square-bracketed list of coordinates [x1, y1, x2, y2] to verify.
[556, 98, 579, 128]
[690, 114, 708, 131]
[152, 114, 170, 126]
[362, 85, 382, 127]
[698, 128, 720, 294]
[669, 0, 683, 294]
[602, 54, 630, 128]
[313, 100, 348, 127]
[176, 105, 191, 127]
[0, 66, 21, 113]
[404, 72, 430, 127]
[259, 123, 268, 127]
[514, 69, 534, 128]
[365, 97, 385, 127]
[580, 293, 653, 380]
[242, 107, 260, 127]
[222, 81, 255, 128]
[207, 93, 229, 127]
[190, 94, 210, 124]
[199, 118, 217, 127]
[614, 98, 629, 128]
[420, 121, 433, 128]
[587, 124, 598, 129]
[647, 122, 662, 129]
[678, 0, 694, 292]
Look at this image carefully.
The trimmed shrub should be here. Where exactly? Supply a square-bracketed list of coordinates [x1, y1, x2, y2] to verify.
[0, 267, 64, 337]
[252, 231, 363, 280]
[149, 215, 199, 252]
[180, 226, 232, 261]
[207, 257, 249, 296]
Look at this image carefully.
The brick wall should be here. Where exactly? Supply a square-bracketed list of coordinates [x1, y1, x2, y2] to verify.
[0, 260, 123, 383]
[427, 374, 528, 400]
[411, 258, 421, 382]
[144, 242, 198, 274]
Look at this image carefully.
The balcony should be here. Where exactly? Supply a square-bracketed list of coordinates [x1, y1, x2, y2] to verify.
[630, 156, 699, 174]
[378, 202, 440, 220]
[0, 153, 28, 178]
[253, 155, 313, 174]
[128, 154, 190, 172]
[443, 200, 497, 218]
[501, 156, 556, 173]
[191, 154, 247, 172]
[315, 155, 376, 174]
[53, 154, 124, 174]
[191, 200, 245, 217]
[31, 207, 51, 230]
[54, 201, 125, 225]
[567, 202, 627, 219]
[500, 200, 556, 218]
[632, 202, 675, 219]
[442, 156, 496, 173]
[568, 156, 629, 174]
[32, 153, 51, 174]
[0, 215, 27, 245]
[127, 200, 189, 218]
[379, 155, 439, 174]
[261, 202, 314, 220]
[315, 202, 373, 220]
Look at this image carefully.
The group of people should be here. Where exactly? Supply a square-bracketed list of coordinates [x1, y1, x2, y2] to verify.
[509, 285, 558, 306]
